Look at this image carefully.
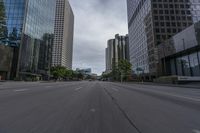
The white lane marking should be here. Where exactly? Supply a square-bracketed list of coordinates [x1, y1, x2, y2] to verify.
[14, 89, 29, 92]
[45, 86, 53, 88]
[90, 108, 96, 113]
[128, 86, 200, 102]
[111, 88, 119, 92]
[75, 87, 82, 91]
[169, 94, 200, 102]
[148, 90, 200, 102]
[193, 129, 200, 133]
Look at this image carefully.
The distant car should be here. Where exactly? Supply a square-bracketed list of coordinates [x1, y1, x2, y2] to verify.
[89, 79, 92, 81]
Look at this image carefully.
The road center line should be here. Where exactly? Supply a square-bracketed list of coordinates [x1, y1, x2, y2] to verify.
[14, 89, 29, 92]
[193, 129, 200, 133]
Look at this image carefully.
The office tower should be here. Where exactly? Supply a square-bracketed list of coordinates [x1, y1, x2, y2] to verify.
[158, 22, 200, 77]
[0, 0, 74, 80]
[0, 0, 56, 80]
[127, 0, 200, 79]
[18, 0, 56, 79]
[106, 39, 115, 72]
[0, 0, 28, 80]
[52, 0, 74, 69]
[105, 34, 129, 73]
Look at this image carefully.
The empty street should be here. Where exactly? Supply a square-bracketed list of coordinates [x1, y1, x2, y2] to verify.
[0, 81, 200, 133]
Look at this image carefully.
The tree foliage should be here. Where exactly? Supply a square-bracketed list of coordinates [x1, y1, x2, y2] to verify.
[0, 3, 7, 38]
[50, 66, 83, 80]
[118, 59, 132, 81]
[102, 59, 132, 81]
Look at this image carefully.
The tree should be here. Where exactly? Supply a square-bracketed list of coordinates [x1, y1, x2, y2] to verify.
[50, 66, 66, 80]
[64, 69, 73, 80]
[111, 61, 120, 81]
[101, 72, 112, 81]
[118, 59, 132, 81]
[77, 72, 84, 80]
[0, 3, 7, 40]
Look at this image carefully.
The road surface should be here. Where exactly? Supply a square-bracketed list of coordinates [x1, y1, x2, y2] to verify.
[0, 81, 200, 133]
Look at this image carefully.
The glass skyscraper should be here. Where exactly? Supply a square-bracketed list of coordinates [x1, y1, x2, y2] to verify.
[127, 0, 200, 79]
[0, 0, 56, 79]
[0, 0, 25, 47]
[105, 34, 129, 73]
[0, 0, 26, 79]
[19, 0, 56, 78]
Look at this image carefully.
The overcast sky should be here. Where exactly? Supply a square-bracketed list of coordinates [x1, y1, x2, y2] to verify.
[69, 0, 128, 75]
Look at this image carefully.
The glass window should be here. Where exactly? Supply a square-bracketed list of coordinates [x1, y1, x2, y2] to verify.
[176, 57, 183, 76]
[0, 0, 25, 47]
[170, 59, 176, 75]
[189, 52, 200, 76]
[181, 55, 191, 76]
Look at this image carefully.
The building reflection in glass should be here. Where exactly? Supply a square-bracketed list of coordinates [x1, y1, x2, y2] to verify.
[19, 0, 56, 79]
[158, 22, 200, 77]
[0, 0, 25, 47]
[0, 0, 56, 80]
[0, 0, 25, 79]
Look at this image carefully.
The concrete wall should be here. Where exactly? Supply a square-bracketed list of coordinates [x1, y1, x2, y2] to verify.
[0, 45, 13, 79]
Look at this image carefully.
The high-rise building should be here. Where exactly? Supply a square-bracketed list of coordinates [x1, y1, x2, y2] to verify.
[0, 0, 57, 80]
[52, 0, 74, 69]
[0, 0, 26, 79]
[105, 34, 129, 73]
[127, 0, 200, 79]
[18, 0, 56, 79]
[158, 22, 200, 77]
[0, 0, 74, 80]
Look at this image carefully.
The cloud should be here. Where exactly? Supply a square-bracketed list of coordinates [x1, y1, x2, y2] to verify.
[69, 0, 128, 75]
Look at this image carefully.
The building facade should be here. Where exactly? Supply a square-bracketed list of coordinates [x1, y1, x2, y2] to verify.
[105, 34, 129, 73]
[18, 0, 56, 79]
[0, 0, 27, 79]
[127, 0, 200, 79]
[158, 22, 200, 77]
[52, 0, 74, 69]
[0, 0, 74, 80]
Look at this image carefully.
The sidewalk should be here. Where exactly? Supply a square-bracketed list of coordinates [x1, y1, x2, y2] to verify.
[124, 82, 200, 89]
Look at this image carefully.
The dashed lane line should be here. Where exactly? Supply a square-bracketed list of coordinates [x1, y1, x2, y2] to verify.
[14, 89, 29, 92]
[75, 87, 82, 91]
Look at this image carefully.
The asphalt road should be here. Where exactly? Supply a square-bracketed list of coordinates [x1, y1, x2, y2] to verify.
[0, 81, 200, 133]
